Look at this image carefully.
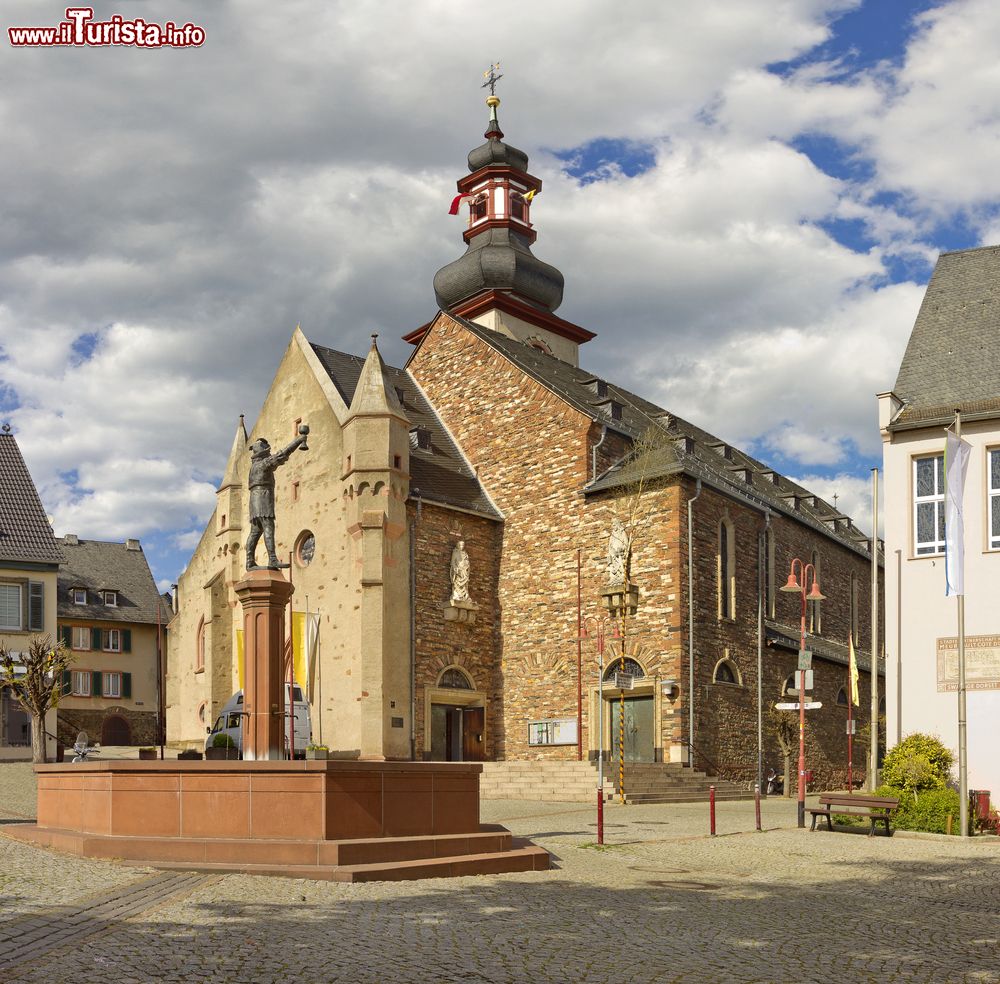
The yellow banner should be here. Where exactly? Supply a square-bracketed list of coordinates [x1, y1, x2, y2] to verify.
[235, 612, 316, 695]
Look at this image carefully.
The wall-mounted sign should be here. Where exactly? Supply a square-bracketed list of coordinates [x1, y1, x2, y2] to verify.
[936, 635, 1000, 692]
[528, 718, 578, 746]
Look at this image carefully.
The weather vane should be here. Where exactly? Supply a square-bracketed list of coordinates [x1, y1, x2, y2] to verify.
[482, 61, 502, 96]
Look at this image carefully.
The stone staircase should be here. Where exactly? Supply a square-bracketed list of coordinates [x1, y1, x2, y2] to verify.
[479, 761, 615, 802]
[607, 762, 754, 805]
[479, 760, 753, 804]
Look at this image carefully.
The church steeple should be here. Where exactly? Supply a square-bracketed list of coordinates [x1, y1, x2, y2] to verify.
[423, 67, 595, 366]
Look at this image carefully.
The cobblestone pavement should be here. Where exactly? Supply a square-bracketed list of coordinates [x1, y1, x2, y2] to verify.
[3, 764, 1000, 983]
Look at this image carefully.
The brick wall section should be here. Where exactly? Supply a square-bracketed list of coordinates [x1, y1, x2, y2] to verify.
[684, 479, 885, 787]
[410, 315, 885, 779]
[410, 319, 684, 760]
[410, 500, 502, 757]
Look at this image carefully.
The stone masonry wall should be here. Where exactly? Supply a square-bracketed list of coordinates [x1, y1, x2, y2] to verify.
[411, 501, 502, 758]
[409, 316, 685, 761]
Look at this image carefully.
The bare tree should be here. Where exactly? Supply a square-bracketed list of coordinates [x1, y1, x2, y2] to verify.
[0, 636, 76, 763]
[767, 705, 813, 798]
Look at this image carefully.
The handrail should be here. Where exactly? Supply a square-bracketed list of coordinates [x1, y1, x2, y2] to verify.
[678, 737, 744, 783]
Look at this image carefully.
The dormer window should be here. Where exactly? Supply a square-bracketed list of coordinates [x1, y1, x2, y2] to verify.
[72, 588, 87, 605]
[102, 590, 118, 607]
[409, 427, 432, 451]
[596, 399, 623, 422]
[584, 378, 609, 399]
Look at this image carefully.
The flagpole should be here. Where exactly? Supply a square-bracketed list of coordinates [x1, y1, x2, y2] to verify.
[847, 657, 853, 792]
[869, 467, 879, 791]
[956, 409, 969, 837]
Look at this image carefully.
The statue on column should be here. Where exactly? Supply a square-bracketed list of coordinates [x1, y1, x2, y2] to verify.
[606, 518, 631, 586]
[450, 540, 471, 603]
[245, 425, 309, 570]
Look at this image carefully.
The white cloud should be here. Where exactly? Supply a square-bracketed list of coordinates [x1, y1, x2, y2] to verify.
[788, 472, 883, 538]
[0, 0, 980, 584]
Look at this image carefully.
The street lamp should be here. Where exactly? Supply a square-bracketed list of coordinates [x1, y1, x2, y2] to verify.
[780, 557, 825, 828]
[580, 616, 621, 845]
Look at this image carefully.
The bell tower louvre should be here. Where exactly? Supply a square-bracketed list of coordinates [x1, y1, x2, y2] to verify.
[404, 66, 595, 365]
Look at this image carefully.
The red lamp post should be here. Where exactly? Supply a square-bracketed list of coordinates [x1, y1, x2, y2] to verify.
[780, 558, 825, 829]
[580, 616, 621, 846]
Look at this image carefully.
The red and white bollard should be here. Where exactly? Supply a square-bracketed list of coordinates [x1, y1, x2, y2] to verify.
[709, 784, 717, 836]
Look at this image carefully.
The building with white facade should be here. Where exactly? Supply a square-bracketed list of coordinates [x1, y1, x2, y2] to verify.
[879, 245, 1000, 796]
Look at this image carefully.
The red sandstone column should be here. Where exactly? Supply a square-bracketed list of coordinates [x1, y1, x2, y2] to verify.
[234, 569, 295, 761]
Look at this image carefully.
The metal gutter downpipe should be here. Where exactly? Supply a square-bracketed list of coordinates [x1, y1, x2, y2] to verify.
[687, 477, 702, 767]
[591, 425, 608, 482]
[409, 489, 422, 761]
[758, 509, 771, 793]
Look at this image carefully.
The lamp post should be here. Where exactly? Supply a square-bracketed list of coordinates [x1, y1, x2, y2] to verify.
[780, 557, 825, 828]
[580, 616, 620, 845]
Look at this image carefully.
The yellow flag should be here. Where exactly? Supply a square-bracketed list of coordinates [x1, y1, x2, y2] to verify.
[849, 635, 860, 706]
[291, 612, 308, 687]
[523, 188, 537, 203]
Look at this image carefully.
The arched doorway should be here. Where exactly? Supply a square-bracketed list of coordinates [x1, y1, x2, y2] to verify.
[102, 715, 132, 746]
[603, 659, 654, 763]
[426, 666, 486, 762]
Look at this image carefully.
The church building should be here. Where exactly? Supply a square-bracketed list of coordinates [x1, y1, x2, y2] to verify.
[167, 92, 883, 793]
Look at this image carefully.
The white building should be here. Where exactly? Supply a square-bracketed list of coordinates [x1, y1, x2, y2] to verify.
[879, 245, 1000, 797]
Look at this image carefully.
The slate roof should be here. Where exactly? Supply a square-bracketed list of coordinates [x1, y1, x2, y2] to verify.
[0, 431, 63, 566]
[57, 538, 171, 625]
[445, 315, 878, 561]
[893, 245, 1000, 426]
[765, 621, 884, 676]
[310, 343, 502, 520]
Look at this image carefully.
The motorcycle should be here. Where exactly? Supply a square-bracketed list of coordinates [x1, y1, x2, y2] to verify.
[765, 768, 784, 796]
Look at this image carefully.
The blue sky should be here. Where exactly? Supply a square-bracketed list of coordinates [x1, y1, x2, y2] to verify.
[2, 0, 998, 586]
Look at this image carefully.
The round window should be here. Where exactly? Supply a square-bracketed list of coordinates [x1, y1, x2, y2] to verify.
[296, 531, 316, 567]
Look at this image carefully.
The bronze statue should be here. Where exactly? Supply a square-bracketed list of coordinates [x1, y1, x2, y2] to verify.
[246, 425, 309, 570]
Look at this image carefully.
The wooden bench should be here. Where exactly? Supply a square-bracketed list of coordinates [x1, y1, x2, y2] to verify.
[808, 793, 899, 837]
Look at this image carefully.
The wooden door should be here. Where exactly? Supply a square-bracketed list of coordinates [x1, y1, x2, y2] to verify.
[462, 707, 485, 761]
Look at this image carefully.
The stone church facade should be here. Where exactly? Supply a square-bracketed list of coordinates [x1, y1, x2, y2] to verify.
[167, 96, 883, 787]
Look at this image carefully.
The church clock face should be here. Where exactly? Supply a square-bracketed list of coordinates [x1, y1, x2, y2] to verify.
[296, 531, 316, 566]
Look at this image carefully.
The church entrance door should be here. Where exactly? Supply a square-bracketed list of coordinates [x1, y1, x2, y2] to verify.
[430, 704, 485, 761]
[610, 696, 654, 763]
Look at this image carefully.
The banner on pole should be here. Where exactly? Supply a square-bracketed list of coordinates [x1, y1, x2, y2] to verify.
[945, 428, 971, 596]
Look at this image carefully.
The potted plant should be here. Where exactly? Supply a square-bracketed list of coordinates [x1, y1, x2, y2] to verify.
[138, 747, 157, 760]
[205, 732, 240, 760]
[305, 743, 328, 760]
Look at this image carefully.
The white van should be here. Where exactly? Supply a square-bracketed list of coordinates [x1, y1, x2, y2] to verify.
[205, 684, 312, 758]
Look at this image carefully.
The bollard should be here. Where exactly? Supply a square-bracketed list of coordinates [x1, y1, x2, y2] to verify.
[754, 783, 762, 832]
[597, 786, 604, 846]
[946, 813, 953, 836]
[709, 784, 717, 836]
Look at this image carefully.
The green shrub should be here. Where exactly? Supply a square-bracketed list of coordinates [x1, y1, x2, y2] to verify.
[211, 732, 236, 749]
[875, 784, 961, 835]
[882, 733, 954, 793]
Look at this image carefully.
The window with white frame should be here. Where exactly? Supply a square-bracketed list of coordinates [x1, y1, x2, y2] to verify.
[71, 626, 90, 650]
[0, 583, 21, 631]
[103, 672, 122, 699]
[72, 587, 86, 604]
[914, 455, 945, 555]
[103, 629, 121, 652]
[102, 591, 118, 607]
[990, 449, 1000, 550]
[71, 670, 91, 696]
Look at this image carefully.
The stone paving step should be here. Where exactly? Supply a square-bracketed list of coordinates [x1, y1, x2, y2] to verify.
[0, 871, 212, 974]
[147, 844, 550, 883]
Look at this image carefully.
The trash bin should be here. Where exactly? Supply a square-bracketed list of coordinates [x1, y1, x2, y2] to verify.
[970, 790, 991, 823]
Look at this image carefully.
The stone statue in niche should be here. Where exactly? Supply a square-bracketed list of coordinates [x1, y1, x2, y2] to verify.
[450, 540, 471, 603]
[606, 518, 631, 586]
[245, 425, 309, 570]
[443, 538, 478, 623]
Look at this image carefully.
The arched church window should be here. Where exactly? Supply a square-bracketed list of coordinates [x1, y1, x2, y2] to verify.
[439, 667, 474, 690]
[603, 658, 645, 681]
[713, 658, 741, 686]
[781, 674, 797, 697]
[195, 617, 205, 672]
[836, 687, 849, 706]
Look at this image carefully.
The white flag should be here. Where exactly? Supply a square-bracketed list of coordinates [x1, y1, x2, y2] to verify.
[945, 429, 971, 596]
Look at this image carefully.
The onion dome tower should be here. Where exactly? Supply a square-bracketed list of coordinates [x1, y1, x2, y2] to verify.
[406, 65, 595, 365]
